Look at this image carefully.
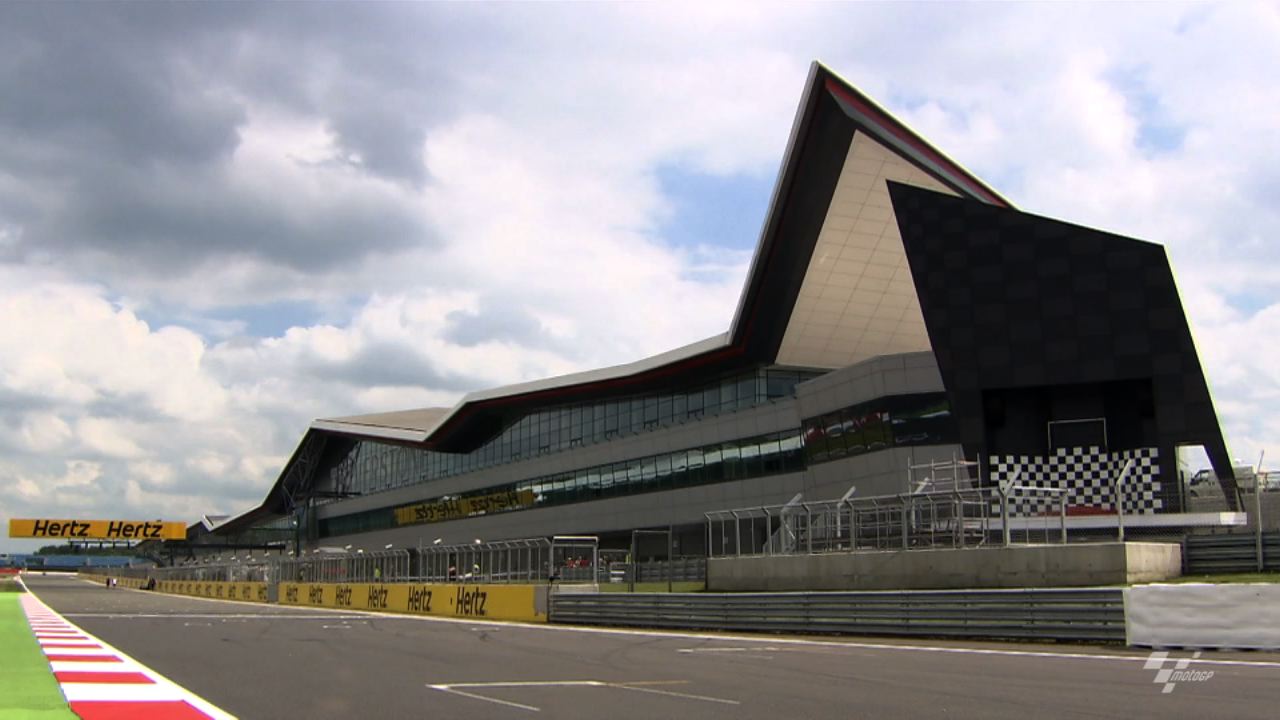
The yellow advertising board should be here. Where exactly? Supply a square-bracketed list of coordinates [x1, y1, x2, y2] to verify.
[9, 518, 186, 541]
[277, 582, 546, 623]
[394, 489, 536, 526]
[156, 580, 268, 603]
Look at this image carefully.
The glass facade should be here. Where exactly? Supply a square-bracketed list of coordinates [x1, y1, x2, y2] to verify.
[313, 392, 958, 539]
[319, 367, 824, 501]
[801, 392, 957, 466]
[318, 429, 806, 538]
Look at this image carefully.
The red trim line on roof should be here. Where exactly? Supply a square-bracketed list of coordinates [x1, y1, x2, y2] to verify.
[824, 78, 1009, 208]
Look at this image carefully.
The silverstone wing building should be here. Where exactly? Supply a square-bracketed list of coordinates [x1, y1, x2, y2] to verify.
[206, 62, 1237, 557]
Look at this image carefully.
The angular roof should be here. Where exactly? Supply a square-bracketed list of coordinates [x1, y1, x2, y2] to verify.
[314, 408, 452, 443]
[223, 61, 1008, 529]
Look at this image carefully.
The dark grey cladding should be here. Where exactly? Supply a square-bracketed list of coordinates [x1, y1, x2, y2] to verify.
[887, 181, 1237, 508]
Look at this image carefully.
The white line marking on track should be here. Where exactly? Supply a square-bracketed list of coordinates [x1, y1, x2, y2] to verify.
[609, 683, 739, 705]
[427, 680, 739, 710]
[678, 646, 782, 653]
[429, 685, 542, 712]
[139, 588, 1280, 671]
[63, 613, 374, 620]
[45, 575, 1280, 671]
[445, 681, 606, 688]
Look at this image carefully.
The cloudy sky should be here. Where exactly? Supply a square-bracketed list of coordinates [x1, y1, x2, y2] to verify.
[2, 2, 1277, 552]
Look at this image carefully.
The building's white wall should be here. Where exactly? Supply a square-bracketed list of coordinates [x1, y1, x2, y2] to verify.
[777, 131, 956, 369]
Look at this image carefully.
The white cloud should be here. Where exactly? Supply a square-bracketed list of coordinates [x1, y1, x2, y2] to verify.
[1, 3, 1278, 550]
[19, 413, 72, 453]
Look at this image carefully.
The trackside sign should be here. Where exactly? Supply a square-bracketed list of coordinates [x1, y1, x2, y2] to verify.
[8, 519, 186, 540]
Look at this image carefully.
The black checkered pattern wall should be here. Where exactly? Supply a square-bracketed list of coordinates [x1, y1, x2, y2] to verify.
[991, 446, 1161, 515]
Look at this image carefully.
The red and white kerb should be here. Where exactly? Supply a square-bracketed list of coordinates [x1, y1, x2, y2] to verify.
[20, 593, 236, 720]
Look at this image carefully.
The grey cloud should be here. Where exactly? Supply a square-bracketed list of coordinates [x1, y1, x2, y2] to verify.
[0, 2, 499, 282]
[307, 341, 482, 393]
[443, 301, 562, 350]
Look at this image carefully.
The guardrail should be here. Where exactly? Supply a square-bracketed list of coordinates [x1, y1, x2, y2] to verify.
[549, 588, 1125, 642]
[1183, 532, 1280, 574]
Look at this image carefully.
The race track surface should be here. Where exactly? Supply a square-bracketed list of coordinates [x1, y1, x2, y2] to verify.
[23, 574, 1280, 719]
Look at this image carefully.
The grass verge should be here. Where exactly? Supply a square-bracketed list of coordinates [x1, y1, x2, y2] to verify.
[0, 590, 78, 719]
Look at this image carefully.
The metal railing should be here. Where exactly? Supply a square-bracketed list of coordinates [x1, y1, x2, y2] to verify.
[1184, 532, 1280, 574]
[550, 588, 1125, 642]
[82, 560, 276, 583]
[279, 549, 410, 583]
[706, 485, 1068, 558]
[418, 538, 552, 583]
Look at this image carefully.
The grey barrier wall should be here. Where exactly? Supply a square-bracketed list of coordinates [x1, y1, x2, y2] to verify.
[707, 542, 1181, 592]
[1183, 532, 1280, 574]
[549, 588, 1126, 642]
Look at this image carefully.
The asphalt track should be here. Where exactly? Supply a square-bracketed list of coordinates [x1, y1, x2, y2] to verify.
[21, 574, 1280, 719]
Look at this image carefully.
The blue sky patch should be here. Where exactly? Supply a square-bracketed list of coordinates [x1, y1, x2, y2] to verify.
[655, 165, 775, 251]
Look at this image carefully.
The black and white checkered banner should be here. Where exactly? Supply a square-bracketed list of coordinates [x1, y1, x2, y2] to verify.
[990, 446, 1161, 515]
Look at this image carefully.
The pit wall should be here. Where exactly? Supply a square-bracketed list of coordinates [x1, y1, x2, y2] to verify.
[277, 582, 548, 623]
[708, 542, 1182, 591]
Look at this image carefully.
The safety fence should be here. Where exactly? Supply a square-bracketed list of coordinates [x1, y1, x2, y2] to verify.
[1183, 532, 1280, 575]
[84, 560, 274, 583]
[549, 587, 1126, 642]
[706, 486, 1069, 558]
[279, 549, 411, 584]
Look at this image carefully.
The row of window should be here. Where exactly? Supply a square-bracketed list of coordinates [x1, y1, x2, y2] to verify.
[317, 429, 806, 539]
[487, 367, 824, 461]
[320, 367, 824, 501]
[802, 392, 957, 465]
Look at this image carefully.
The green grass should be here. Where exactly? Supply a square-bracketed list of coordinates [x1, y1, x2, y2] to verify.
[1164, 572, 1280, 584]
[0, 591, 78, 719]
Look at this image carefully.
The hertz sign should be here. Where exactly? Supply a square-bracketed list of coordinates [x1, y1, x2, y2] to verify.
[8, 519, 186, 541]
[394, 489, 535, 526]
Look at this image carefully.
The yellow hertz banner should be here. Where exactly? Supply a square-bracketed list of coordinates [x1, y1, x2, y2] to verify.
[278, 582, 546, 623]
[88, 575, 268, 602]
[394, 489, 535, 526]
[10, 518, 186, 540]
[156, 580, 268, 603]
